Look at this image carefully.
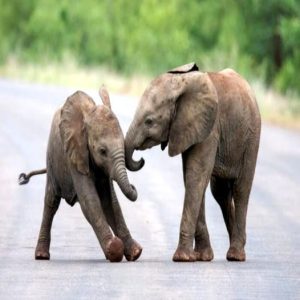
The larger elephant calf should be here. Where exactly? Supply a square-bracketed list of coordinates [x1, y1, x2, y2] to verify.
[125, 63, 261, 262]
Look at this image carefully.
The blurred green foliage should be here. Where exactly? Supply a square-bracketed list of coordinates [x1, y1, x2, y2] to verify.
[0, 0, 299, 94]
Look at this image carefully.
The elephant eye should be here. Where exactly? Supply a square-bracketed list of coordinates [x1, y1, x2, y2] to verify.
[100, 147, 107, 156]
[145, 118, 153, 126]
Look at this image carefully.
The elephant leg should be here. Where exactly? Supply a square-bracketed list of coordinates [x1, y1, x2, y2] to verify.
[105, 181, 142, 261]
[226, 173, 254, 262]
[194, 195, 214, 261]
[227, 143, 258, 262]
[225, 179, 248, 261]
[173, 142, 216, 262]
[71, 169, 124, 262]
[35, 179, 60, 260]
[210, 176, 235, 242]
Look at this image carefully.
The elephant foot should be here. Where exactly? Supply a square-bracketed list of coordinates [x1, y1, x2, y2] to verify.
[226, 247, 246, 261]
[194, 247, 214, 261]
[124, 239, 143, 262]
[35, 243, 50, 260]
[105, 237, 124, 262]
[173, 247, 196, 262]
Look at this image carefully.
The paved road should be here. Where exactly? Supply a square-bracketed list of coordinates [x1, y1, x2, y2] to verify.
[0, 79, 299, 299]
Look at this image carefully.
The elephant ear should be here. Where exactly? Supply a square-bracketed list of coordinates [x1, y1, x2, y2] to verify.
[168, 62, 199, 74]
[59, 91, 96, 175]
[168, 73, 218, 157]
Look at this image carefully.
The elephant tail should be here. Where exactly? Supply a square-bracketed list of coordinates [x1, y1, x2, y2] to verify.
[18, 168, 47, 185]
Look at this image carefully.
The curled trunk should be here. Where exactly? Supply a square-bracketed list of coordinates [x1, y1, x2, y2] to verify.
[112, 149, 137, 201]
[125, 123, 144, 171]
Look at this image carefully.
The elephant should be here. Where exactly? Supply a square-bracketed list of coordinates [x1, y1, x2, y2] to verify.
[125, 63, 261, 262]
[19, 87, 142, 262]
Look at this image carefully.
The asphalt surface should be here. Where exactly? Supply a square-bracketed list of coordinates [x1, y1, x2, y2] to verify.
[0, 79, 299, 299]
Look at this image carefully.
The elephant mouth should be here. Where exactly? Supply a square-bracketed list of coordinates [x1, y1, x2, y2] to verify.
[161, 140, 168, 151]
[137, 138, 159, 150]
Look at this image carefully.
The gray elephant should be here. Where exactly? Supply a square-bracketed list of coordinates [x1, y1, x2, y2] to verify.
[19, 87, 142, 262]
[125, 63, 261, 262]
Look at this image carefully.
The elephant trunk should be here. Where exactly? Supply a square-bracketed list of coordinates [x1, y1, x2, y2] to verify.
[125, 122, 145, 171]
[112, 149, 137, 201]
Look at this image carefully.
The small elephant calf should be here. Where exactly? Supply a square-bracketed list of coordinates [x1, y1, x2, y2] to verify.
[19, 87, 142, 262]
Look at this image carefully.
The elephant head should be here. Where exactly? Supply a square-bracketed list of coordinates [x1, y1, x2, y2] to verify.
[125, 63, 218, 171]
[60, 87, 137, 201]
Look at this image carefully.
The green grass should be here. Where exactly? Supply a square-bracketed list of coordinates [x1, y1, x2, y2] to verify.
[1, 58, 299, 129]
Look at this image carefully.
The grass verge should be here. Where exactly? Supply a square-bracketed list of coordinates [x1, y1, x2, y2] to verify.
[254, 82, 300, 130]
[0, 58, 149, 96]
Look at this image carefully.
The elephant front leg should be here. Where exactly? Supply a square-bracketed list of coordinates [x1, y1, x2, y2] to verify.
[35, 180, 61, 260]
[173, 180, 202, 262]
[103, 181, 142, 261]
[194, 196, 214, 261]
[79, 198, 124, 262]
[71, 170, 124, 262]
[173, 145, 215, 262]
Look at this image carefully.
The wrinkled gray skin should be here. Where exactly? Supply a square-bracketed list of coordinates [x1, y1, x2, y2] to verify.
[125, 63, 261, 262]
[22, 88, 142, 262]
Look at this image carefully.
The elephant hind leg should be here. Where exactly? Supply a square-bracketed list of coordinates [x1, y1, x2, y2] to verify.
[35, 179, 61, 260]
[227, 167, 256, 261]
[210, 176, 235, 241]
[227, 140, 258, 262]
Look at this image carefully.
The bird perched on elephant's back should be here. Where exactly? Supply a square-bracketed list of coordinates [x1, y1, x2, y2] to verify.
[125, 63, 261, 262]
[19, 87, 142, 262]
